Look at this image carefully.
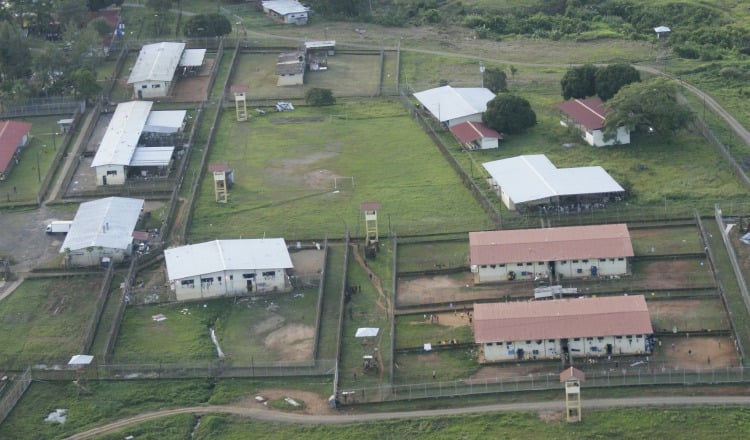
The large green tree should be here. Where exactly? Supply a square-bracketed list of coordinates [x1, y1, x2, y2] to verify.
[484, 67, 508, 93]
[57, 0, 89, 28]
[0, 21, 31, 81]
[184, 13, 232, 38]
[482, 94, 536, 134]
[604, 78, 692, 135]
[595, 63, 641, 101]
[560, 64, 597, 99]
[71, 68, 101, 101]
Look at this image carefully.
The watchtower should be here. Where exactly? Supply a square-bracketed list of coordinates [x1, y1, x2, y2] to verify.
[209, 162, 233, 203]
[360, 201, 381, 258]
[231, 84, 249, 121]
[560, 367, 585, 423]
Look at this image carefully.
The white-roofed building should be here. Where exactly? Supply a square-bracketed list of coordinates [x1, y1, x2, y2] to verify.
[482, 154, 624, 211]
[128, 42, 186, 98]
[178, 48, 206, 75]
[262, 0, 309, 25]
[130, 146, 174, 167]
[91, 101, 153, 185]
[60, 197, 144, 267]
[165, 239, 294, 301]
[413, 86, 495, 127]
[144, 110, 187, 133]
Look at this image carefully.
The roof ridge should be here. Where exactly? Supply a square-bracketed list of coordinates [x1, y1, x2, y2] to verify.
[574, 98, 606, 122]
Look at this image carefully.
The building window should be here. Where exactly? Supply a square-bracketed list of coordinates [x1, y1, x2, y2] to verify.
[490, 264, 496, 269]
[481, 265, 487, 268]
[506, 342, 512, 346]
[573, 338, 580, 341]
[229, 275, 233, 280]
[548, 339, 554, 343]
[499, 264, 505, 268]
[597, 337, 604, 341]
[242, 273, 255, 279]
[217, 276, 222, 283]
[572, 259, 579, 263]
[525, 340, 531, 344]
[152, 84, 161, 88]
[599, 258, 606, 262]
[536, 340, 542, 345]
[586, 337, 593, 341]
[560, 260, 567, 265]
[616, 336, 623, 339]
[262, 270, 276, 278]
[526, 262, 532, 266]
[582, 259, 589, 263]
[636, 335, 643, 339]
[180, 279, 194, 288]
[106, 170, 117, 176]
[201, 277, 214, 284]
[141, 85, 148, 89]
[538, 262, 544, 265]
[517, 263, 523, 267]
[618, 257, 624, 261]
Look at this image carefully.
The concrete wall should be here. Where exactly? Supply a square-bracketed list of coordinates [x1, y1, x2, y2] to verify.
[95, 164, 126, 185]
[277, 73, 304, 86]
[133, 80, 171, 98]
[447, 113, 482, 127]
[588, 127, 630, 147]
[553, 257, 628, 279]
[474, 257, 628, 283]
[68, 246, 129, 267]
[483, 334, 649, 362]
[173, 267, 290, 302]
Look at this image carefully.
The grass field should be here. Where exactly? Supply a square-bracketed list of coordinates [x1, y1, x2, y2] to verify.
[0, 276, 102, 369]
[395, 315, 473, 349]
[188, 99, 493, 241]
[630, 226, 704, 256]
[397, 240, 469, 273]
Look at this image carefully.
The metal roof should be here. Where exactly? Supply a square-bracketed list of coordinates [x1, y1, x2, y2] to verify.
[144, 110, 186, 133]
[413, 86, 495, 123]
[262, 0, 309, 15]
[473, 295, 653, 343]
[557, 98, 609, 131]
[164, 239, 294, 281]
[60, 197, 144, 252]
[91, 101, 152, 167]
[482, 154, 624, 205]
[0, 120, 31, 173]
[127, 42, 186, 84]
[276, 52, 305, 75]
[305, 40, 336, 49]
[469, 224, 634, 265]
[179, 48, 206, 67]
[130, 146, 174, 166]
[449, 121, 502, 143]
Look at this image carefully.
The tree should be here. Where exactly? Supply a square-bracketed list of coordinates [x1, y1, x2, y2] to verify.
[0, 21, 31, 81]
[484, 67, 508, 93]
[560, 64, 597, 99]
[482, 94, 536, 134]
[88, 0, 124, 11]
[594, 63, 640, 101]
[603, 78, 692, 136]
[305, 88, 336, 106]
[57, 0, 89, 29]
[184, 13, 232, 38]
[71, 68, 101, 101]
[146, 0, 173, 14]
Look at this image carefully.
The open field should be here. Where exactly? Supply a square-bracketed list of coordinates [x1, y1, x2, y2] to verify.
[395, 313, 473, 349]
[0, 276, 102, 369]
[188, 100, 493, 241]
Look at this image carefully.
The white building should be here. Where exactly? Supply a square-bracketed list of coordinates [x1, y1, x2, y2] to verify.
[165, 238, 294, 302]
[413, 86, 495, 127]
[60, 197, 144, 267]
[469, 224, 634, 283]
[482, 154, 624, 211]
[262, 0, 309, 25]
[474, 295, 653, 363]
[276, 51, 305, 86]
[127, 42, 186, 98]
[557, 98, 630, 147]
[449, 121, 502, 150]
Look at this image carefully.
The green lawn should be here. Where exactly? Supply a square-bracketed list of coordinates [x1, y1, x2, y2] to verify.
[649, 298, 730, 333]
[395, 315, 473, 349]
[397, 240, 469, 273]
[188, 99, 492, 241]
[0, 276, 102, 369]
[630, 226, 705, 256]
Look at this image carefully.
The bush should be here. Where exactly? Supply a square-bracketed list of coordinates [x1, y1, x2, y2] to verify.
[305, 88, 336, 106]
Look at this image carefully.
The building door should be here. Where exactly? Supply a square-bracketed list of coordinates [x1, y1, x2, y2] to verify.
[606, 344, 613, 355]
[102, 175, 107, 185]
[516, 348, 524, 360]
[137, 90, 142, 99]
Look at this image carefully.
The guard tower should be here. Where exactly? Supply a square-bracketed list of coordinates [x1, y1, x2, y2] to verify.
[209, 162, 234, 203]
[231, 84, 249, 121]
[360, 202, 381, 258]
[560, 367, 585, 423]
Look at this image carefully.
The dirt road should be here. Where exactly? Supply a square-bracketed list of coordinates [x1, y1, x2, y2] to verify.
[64, 396, 750, 439]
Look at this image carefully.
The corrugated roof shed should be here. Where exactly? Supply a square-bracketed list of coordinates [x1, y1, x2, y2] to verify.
[557, 98, 609, 131]
[91, 101, 152, 167]
[60, 197, 144, 252]
[482, 154, 624, 205]
[164, 239, 294, 281]
[473, 295, 653, 343]
[179, 49, 206, 67]
[127, 42, 186, 84]
[0, 120, 32, 174]
[262, 0, 308, 15]
[469, 223, 633, 265]
[413, 86, 495, 123]
[130, 146, 174, 166]
[276, 52, 305, 75]
[144, 110, 186, 133]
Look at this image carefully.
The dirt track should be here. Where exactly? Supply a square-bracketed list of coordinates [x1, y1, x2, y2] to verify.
[64, 396, 750, 439]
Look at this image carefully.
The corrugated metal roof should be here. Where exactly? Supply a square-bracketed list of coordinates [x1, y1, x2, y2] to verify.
[413, 86, 495, 123]
[449, 121, 502, 143]
[179, 49, 205, 67]
[482, 154, 624, 205]
[127, 42, 186, 84]
[91, 101, 152, 167]
[130, 146, 174, 166]
[60, 197, 144, 252]
[164, 239, 294, 281]
[557, 98, 609, 131]
[473, 295, 653, 343]
[0, 120, 31, 173]
[469, 224, 633, 265]
[144, 110, 186, 133]
[276, 52, 305, 75]
[262, 0, 308, 15]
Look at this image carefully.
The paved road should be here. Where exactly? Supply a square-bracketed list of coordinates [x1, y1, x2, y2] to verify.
[64, 396, 750, 439]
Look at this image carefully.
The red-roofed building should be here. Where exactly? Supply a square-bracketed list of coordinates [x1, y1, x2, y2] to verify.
[557, 98, 630, 147]
[0, 121, 32, 180]
[473, 295, 654, 362]
[469, 224, 633, 283]
[449, 121, 502, 150]
[88, 8, 121, 55]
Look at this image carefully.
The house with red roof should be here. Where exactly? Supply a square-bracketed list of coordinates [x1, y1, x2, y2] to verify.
[469, 223, 633, 283]
[473, 295, 653, 362]
[0, 121, 32, 180]
[449, 121, 502, 150]
[557, 98, 630, 147]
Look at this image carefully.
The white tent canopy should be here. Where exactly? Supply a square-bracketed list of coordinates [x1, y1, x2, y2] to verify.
[355, 327, 379, 338]
[68, 354, 94, 366]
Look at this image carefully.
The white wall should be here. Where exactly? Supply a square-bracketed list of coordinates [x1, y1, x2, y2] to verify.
[482, 334, 649, 362]
[553, 257, 628, 279]
[95, 164, 126, 185]
[474, 257, 628, 283]
[277, 73, 304, 86]
[68, 246, 129, 267]
[173, 267, 290, 302]
[589, 127, 630, 147]
[479, 137, 498, 149]
[475, 261, 548, 283]
[133, 80, 170, 98]
[284, 12, 308, 24]
[447, 113, 482, 127]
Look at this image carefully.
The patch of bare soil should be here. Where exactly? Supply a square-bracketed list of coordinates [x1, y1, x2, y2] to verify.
[252, 314, 285, 335]
[263, 324, 314, 361]
[172, 59, 214, 102]
[44, 294, 69, 315]
[638, 259, 708, 289]
[397, 274, 508, 306]
[303, 168, 340, 190]
[656, 336, 737, 369]
[235, 388, 332, 415]
[289, 249, 325, 276]
[538, 411, 564, 423]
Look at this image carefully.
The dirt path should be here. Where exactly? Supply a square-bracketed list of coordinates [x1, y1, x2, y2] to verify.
[64, 396, 750, 439]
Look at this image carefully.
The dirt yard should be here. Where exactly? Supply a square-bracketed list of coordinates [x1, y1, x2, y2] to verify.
[252, 314, 315, 362]
[235, 388, 332, 415]
[172, 58, 214, 102]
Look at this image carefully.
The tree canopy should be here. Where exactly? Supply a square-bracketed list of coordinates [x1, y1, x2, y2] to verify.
[595, 64, 641, 101]
[483, 67, 508, 94]
[560, 64, 597, 100]
[0, 21, 31, 81]
[482, 94, 536, 134]
[305, 88, 336, 106]
[604, 78, 693, 135]
[184, 14, 233, 38]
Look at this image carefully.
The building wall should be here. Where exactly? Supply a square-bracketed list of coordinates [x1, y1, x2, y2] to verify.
[283, 12, 308, 24]
[172, 267, 290, 302]
[473, 257, 628, 283]
[474, 261, 548, 283]
[482, 334, 649, 362]
[553, 257, 628, 279]
[478, 137, 498, 149]
[133, 80, 171, 98]
[277, 73, 304, 86]
[588, 127, 631, 147]
[95, 164, 126, 185]
[67, 246, 130, 267]
[446, 113, 482, 127]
